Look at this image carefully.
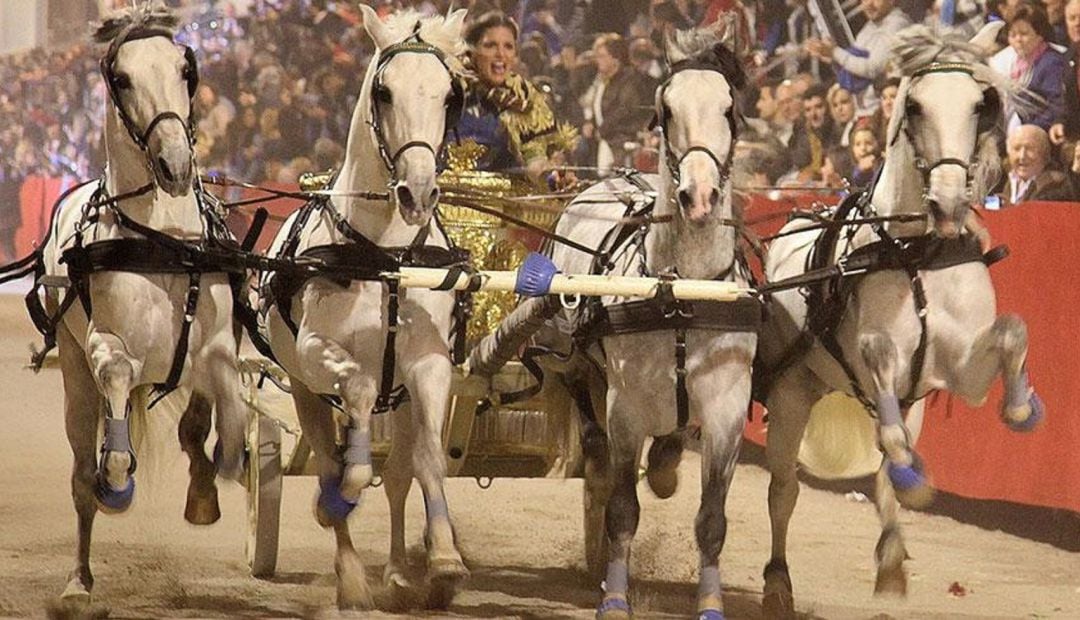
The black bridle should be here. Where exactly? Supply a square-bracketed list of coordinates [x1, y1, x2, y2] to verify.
[99, 24, 199, 156]
[651, 62, 738, 193]
[367, 35, 465, 177]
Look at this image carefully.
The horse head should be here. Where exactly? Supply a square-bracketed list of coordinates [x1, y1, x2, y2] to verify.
[886, 22, 1011, 238]
[659, 25, 746, 227]
[358, 5, 467, 226]
[96, 7, 198, 197]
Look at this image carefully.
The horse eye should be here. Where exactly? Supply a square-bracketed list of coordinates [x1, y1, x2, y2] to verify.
[905, 100, 922, 116]
[113, 73, 132, 90]
[374, 84, 392, 104]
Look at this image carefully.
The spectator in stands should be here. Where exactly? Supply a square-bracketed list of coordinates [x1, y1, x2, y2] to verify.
[1049, 0, 1080, 145]
[820, 145, 854, 189]
[804, 0, 912, 113]
[1045, 0, 1071, 45]
[0, 131, 22, 262]
[827, 84, 858, 146]
[925, 0, 986, 37]
[869, 75, 901, 146]
[1064, 138, 1080, 196]
[583, 33, 653, 170]
[456, 11, 577, 179]
[1001, 124, 1073, 204]
[848, 123, 882, 188]
[522, 0, 566, 56]
[991, 3, 1067, 131]
[790, 83, 837, 182]
[773, 78, 804, 147]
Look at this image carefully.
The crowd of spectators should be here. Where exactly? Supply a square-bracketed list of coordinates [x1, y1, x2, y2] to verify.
[2, 0, 1080, 261]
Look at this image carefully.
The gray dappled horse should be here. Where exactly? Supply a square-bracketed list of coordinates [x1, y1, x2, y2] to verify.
[480, 26, 758, 619]
[36, 7, 246, 606]
[258, 6, 470, 610]
[756, 24, 1045, 617]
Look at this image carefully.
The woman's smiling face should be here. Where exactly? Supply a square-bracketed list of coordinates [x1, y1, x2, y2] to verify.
[472, 25, 518, 87]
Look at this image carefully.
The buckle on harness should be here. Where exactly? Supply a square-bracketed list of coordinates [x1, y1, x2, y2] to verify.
[837, 255, 867, 277]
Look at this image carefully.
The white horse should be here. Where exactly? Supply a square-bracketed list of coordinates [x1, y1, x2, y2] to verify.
[34, 7, 247, 606]
[259, 7, 469, 609]
[757, 24, 1044, 616]
[495, 27, 757, 619]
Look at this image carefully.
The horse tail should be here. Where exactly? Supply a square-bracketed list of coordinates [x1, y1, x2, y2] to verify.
[797, 392, 882, 480]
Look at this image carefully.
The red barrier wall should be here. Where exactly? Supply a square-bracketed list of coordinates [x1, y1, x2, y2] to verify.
[11, 181, 1079, 512]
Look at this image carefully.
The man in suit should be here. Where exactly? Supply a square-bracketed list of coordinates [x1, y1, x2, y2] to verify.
[1003, 124, 1074, 205]
[1048, 0, 1080, 145]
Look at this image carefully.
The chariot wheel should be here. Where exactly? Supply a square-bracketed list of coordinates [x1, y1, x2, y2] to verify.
[246, 412, 283, 578]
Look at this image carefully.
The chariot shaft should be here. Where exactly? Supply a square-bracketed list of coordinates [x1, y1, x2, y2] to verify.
[386, 266, 752, 302]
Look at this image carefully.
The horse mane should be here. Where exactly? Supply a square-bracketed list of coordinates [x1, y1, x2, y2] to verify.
[93, 5, 180, 44]
[891, 25, 1025, 113]
[667, 29, 747, 90]
[380, 10, 467, 75]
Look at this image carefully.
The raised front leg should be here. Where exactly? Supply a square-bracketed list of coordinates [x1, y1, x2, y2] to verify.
[953, 314, 1043, 431]
[87, 330, 138, 513]
[297, 333, 377, 506]
[291, 380, 374, 609]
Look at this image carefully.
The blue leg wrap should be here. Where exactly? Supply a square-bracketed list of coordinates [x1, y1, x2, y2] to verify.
[318, 475, 358, 523]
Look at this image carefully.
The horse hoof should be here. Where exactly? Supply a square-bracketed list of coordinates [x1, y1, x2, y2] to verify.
[887, 455, 935, 509]
[1003, 392, 1044, 432]
[184, 485, 221, 525]
[645, 466, 678, 499]
[645, 435, 683, 499]
[596, 595, 632, 619]
[697, 609, 726, 620]
[335, 551, 373, 610]
[60, 580, 91, 603]
[761, 591, 796, 620]
[874, 565, 908, 596]
[426, 566, 467, 610]
[94, 474, 134, 514]
[340, 463, 373, 501]
[316, 476, 358, 527]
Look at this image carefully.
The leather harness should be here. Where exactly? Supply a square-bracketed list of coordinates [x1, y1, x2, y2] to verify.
[754, 188, 1005, 411]
[263, 189, 472, 414]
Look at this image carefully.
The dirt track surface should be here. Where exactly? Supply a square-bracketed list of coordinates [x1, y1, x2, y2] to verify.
[0, 293, 1076, 619]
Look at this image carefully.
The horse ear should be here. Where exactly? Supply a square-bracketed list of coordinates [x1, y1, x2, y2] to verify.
[359, 3, 391, 49]
[664, 28, 689, 65]
[712, 12, 737, 49]
[969, 21, 1005, 56]
[884, 77, 912, 152]
[445, 8, 468, 40]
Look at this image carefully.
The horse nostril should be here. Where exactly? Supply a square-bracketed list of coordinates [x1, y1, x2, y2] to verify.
[395, 185, 416, 210]
[677, 188, 692, 210]
[708, 188, 720, 209]
[428, 187, 440, 206]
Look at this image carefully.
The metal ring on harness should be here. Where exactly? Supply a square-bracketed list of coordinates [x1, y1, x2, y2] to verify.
[560, 292, 581, 310]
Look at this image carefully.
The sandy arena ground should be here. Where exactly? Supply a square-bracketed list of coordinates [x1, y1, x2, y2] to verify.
[0, 293, 1076, 619]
